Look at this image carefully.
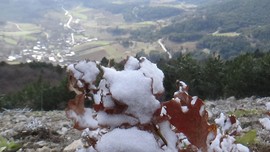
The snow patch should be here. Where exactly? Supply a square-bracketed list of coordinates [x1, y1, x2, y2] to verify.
[181, 106, 189, 113]
[66, 108, 98, 129]
[102, 67, 160, 124]
[259, 118, 270, 130]
[139, 57, 165, 94]
[95, 127, 162, 152]
[124, 56, 140, 70]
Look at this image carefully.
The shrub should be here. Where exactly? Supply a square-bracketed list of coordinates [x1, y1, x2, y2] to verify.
[66, 57, 249, 152]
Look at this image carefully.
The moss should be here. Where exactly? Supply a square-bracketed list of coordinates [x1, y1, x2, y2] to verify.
[0, 136, 21, 152]
[228, 109, 261, 117]
[235, 130, 257, 146]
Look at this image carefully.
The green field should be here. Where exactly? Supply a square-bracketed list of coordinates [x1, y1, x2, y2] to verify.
[212, 32, 241, 37]
[0, 22, 41, 45]
[72, 40, 113, 52]
[70, 6, 90, 20]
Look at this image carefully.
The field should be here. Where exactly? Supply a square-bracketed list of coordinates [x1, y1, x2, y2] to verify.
[0, 0, 188, 62]
[63, 5, 166, 61]
[0, 22, 41, 45]
[212, 32, 241, 37]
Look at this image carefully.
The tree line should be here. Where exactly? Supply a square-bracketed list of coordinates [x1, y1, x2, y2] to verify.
[1, 51, 270, 110]
[158, 51, 270, 100]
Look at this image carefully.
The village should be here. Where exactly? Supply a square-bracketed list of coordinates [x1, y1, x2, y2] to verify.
[2, 6, 99, 66]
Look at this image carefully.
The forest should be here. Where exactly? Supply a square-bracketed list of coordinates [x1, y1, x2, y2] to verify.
[1, 50, 270, 111]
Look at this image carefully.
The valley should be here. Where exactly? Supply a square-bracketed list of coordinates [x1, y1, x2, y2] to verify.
[0, 0, 197, 65]
[1, 0, 270, 64]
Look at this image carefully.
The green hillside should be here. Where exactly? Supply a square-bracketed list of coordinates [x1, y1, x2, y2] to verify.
[159, 0, 270, 59]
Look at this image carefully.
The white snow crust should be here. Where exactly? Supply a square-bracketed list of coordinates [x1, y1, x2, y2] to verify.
[102, 67, 160, 124]
[66, 108, 98, 129]
[259, 117, 270, 130]
[97, 111, 139, 128]
[67, 60, 100, 89]
[66, 57, 251, 152]
[124, 56, 140, 70]
[95, 127, 162, 152]
[266, 102, 270, 111]
[139, 57, 165, 94]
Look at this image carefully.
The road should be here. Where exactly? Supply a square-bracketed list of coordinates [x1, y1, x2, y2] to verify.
[158, 39, 172, 59]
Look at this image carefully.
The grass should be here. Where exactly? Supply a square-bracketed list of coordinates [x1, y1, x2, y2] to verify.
[70, 6, 91, 21]
[72, 41, 112, 53]
[104, 45, 125, 60]
[212, 32, 240, 37]
[0, 135, 21, 152]
[0, 36, 17, 45]
[0, 31, 40, 37]
[236, 130, 257, 146]
[17, 23, 41, 31]
[119, 21, 157, 30]
[90, 41, 112, 46]
[228, 109, 262, 117]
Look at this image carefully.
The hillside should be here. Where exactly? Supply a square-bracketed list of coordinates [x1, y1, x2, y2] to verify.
[159, 0, 270, 59]
[0, 62, 72, 110]
[0, 62, 65, 94]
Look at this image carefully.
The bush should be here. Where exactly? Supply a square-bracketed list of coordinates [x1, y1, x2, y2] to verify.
[65, 57, 249, 151]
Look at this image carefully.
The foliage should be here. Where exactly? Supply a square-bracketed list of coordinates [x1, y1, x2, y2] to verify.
[1, 51, 270, 110]
[0, 77, 74, 111]
[158, 0, 270, 58]
[135, 6, 183, 21]
[157, 51, 270, 100]
[0, 136, 21, 152]
[65, 57, 248, 151]
[197, 35, 252, 59]
[168, 33, 204, 43]
[235, 130, 257, 146]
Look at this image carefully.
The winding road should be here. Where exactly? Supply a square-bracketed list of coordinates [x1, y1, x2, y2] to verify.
[158, 39, 172, 59]
[62, 6, 75, 44]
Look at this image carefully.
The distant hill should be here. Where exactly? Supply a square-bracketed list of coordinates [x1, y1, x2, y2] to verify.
[159, 0, 270, 59]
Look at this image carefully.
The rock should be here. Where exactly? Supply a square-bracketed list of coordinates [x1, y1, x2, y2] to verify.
[36, 146, 51, 152]
[0, 110, 80, 151]
[35, 140, 48, 147]
[63, 139, 83, 152]
[1, 97, 270, 151]
[57, 127, 69, 135]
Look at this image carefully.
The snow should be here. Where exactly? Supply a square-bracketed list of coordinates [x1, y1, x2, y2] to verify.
[124, 56, 140, 70]
[139, 57, 165, 94]
[102, 67, 160, 124]
[95, 127, 162, 152]
[178, 81, 187, 92]
[66, 108, 98, 129]
[93, 79, 114, 107]
[191, 96, 198, 105]
[181, 106, 189, 113]
[215, 113, 232, 134]
[67, 60, 100, 89]
[175, 97, 180, 103]
[259, 102, 270, 130]
[266, 102, 270, 111]
[199, 105, 205, 117]
[158, 121, 177, 151]
[259, 118, 270, 130]
[236, 144, 250, 152]
[208, 130, 249, 152]
[65, 57, 252, 152]
[160, 106, 167, 116]
[97, 111, 139, 128]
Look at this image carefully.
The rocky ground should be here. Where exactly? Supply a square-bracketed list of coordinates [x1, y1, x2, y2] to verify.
[0, 97, 269, 152]
[0, 110, 81, 152]
[205, 97, 270, 152]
